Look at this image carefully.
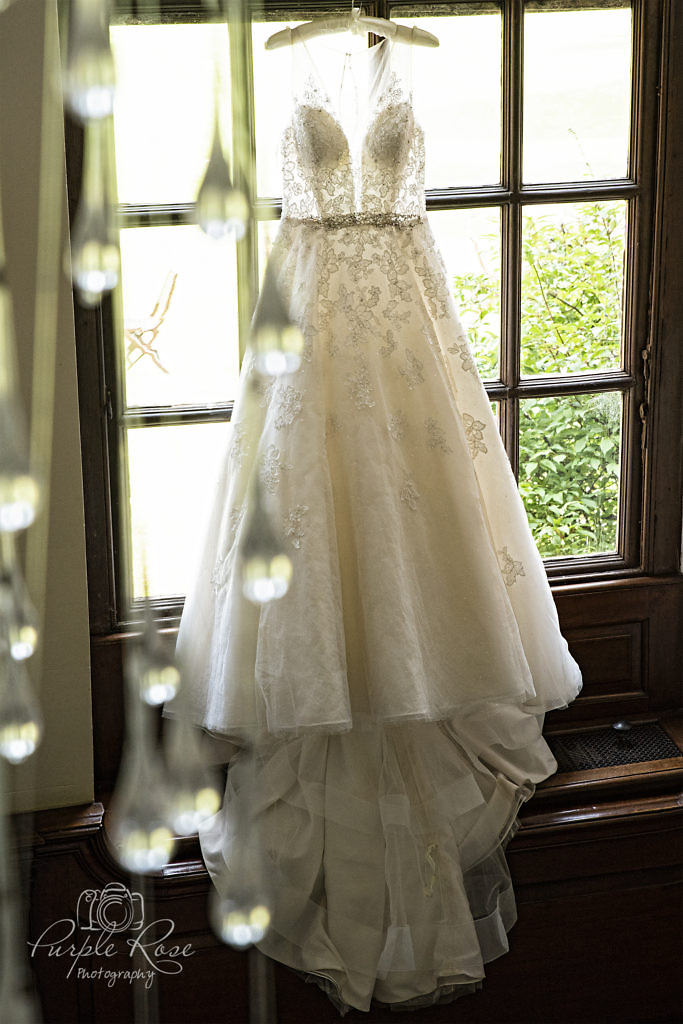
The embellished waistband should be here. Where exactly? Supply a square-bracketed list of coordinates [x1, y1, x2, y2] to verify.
[282, 213, 426, 229]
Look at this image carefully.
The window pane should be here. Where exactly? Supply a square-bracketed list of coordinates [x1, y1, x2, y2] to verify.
[519, 392, 622, 557]
[521, 201, 626, 377]
[127, 422, 230, 599]
[120, 225, 240, 409]
[392, 11, 502, 188]
[523, 4, 632, 183]
[111, 24, 231, 204]
[252, 21, 302, 198]
[429, 208, 500, 379]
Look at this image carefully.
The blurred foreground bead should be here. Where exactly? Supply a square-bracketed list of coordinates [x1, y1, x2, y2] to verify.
[196, 115, 249, 241]
[164, 703, 222, 835]
[240, 475, 292, 604]
[250, 263, 304, 376]
[209, 891, 271, 949]
[62, 0, 116, 121]
[0, 654, 43, 763]
[108, 694, 176, 872]
[167, 782, 221, 836]
[70, 119, 120, 307]
[0, 536, 38, 660]
[129, 599, 181, 705]
[0, 283, 40, 532]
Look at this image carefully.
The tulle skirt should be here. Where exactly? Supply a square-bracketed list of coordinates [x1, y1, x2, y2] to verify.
[199, 701, 558, 1014]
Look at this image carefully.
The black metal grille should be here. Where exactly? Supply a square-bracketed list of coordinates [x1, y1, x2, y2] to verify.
[547, 723, 682, 773]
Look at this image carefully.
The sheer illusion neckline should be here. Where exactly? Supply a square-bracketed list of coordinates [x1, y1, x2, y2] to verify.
[298, 36, 394, 147]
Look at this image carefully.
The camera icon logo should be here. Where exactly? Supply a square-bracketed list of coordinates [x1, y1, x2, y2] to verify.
[76, 882, 145, 933]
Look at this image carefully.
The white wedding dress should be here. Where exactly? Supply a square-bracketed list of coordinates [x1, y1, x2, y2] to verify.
[163, 36, 582, 1015]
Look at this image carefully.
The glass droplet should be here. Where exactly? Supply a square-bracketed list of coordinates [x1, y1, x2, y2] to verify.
[251, 265, 304, 376]
[62, 0, 116, 121]
[196, 116, 249, 241]
[0, 656, 43, 763]
[241, 552, 292, 604]
[210, 894, 271, 949]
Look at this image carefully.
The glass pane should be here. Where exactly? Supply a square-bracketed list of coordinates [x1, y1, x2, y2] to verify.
[523, 4, 632, 183]
[111, 24, 231, 204]
[127, 422, 230, 599]
[120, 225, 240, 409]
[521, 201, 626, 377]
[519, 392, 622, 557]
[392, 11, 502, 188]
[429, 208, 501, 379]
[252, 21, 302, 198]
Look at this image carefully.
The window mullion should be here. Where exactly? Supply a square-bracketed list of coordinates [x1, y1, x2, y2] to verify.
[230, 0, 258, 365]
[501, 0, 523, 475]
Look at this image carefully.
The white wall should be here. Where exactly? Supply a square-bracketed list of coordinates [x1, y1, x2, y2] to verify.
[0, 0, 94, 812]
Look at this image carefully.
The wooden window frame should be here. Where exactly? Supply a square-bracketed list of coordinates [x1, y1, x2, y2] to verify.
[66, 0, 682, 796]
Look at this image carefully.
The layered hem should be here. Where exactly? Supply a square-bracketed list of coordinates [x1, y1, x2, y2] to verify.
[198, 705, 556, 1015]
[165, 675, 581, 751]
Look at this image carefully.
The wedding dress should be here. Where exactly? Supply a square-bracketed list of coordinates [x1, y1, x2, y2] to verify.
[163, 35, 582, 1014]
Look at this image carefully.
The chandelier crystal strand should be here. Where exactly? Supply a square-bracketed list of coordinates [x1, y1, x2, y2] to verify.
[208, 742, 272, 948]
[163, 668, 222, 836]
[69, 116, 120, 307]
[195, 29, 249, 241]
[62, 0, 116, 121]
[132, 596, 181, 706]
[0, 535, 38, 661]
[107, 654, 176, 872]
[0, 653, 43, 765]
[250, 258, 304, 376]
[0, 275, 41, 534]
[240, 469, 292, 604]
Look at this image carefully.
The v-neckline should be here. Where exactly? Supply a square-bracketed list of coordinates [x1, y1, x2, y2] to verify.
[299, 36, 392, 153]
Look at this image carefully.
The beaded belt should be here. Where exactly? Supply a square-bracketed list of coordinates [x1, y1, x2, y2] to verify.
[282, 213, 426, 229]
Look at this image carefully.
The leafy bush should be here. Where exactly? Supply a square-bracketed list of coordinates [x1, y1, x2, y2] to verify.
[453, 202, 625, 557]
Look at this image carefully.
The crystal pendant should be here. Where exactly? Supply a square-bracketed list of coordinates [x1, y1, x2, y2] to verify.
[129, 600, 180, 706]
[70, 119, 120, 306]
[62, 0, 116, 121]
[250, 262, 304, 377]
[209, 890, 272, 949]
[0, 283, 40, 533]
[164, 704, 222, 836]
[207, 747, 271, 949]
[0, 535, 38, 661]
[240, 474, 292, 604]
[196, 108, 249, 242]
[107, 687, 176, 872]
[0, 653, 43, 763]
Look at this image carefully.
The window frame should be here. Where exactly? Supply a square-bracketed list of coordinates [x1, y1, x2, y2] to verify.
[68, 0, 677, 638]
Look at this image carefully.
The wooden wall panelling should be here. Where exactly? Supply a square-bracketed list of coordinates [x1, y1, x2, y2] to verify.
[549, 576, 682, 728]
[17, 788, 683, 1024]
[19, 803, 249, 1024]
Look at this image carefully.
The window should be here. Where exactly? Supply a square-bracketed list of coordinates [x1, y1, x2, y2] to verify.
[391, 1, 636, 571]
[69, 2, 681, 750]
[91, 0, 653, 621]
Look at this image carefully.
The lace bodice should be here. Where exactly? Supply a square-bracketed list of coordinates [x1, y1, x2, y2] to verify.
[281, 37, 425, 223]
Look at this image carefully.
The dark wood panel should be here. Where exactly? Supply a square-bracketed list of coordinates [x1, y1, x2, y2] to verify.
[548, 575, 682, 727]
[16, 791, 682, 1024]
[564, 620, 643, 694]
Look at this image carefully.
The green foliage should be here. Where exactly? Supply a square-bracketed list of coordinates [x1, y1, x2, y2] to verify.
[452, 202, 625, 557]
